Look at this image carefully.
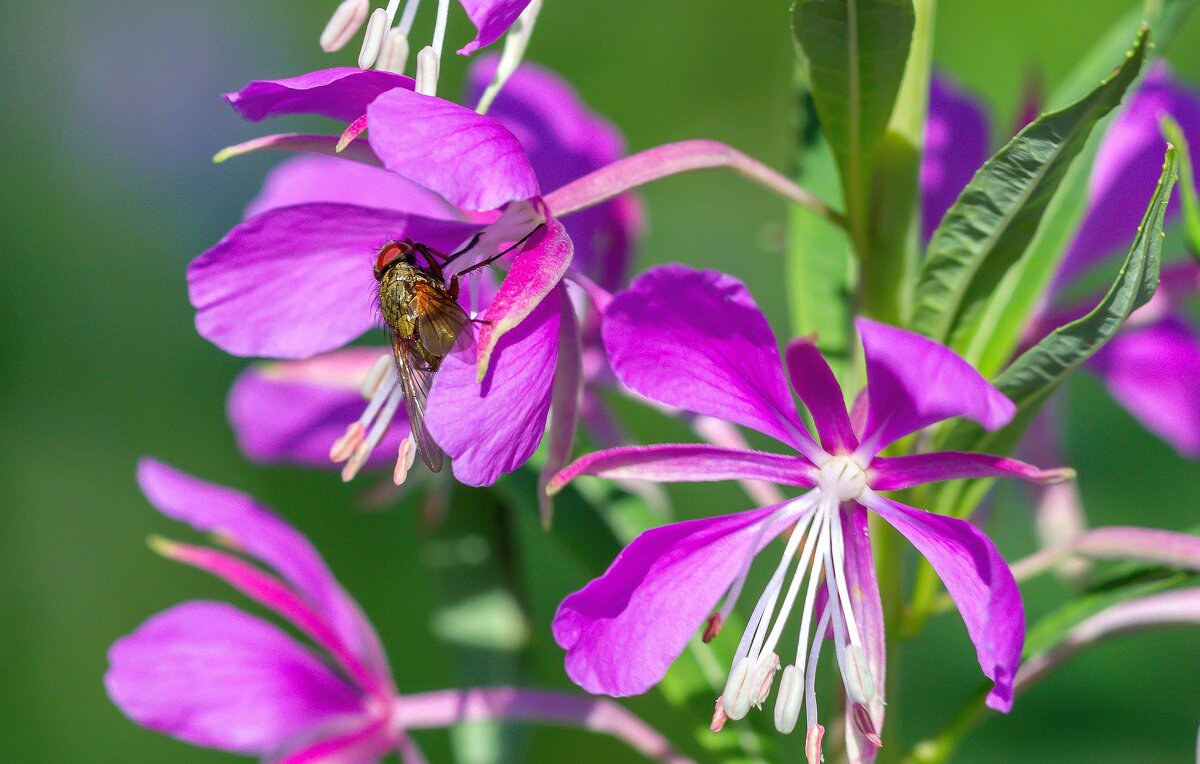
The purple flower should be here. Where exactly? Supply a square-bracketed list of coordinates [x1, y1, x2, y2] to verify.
[193, 59, 632, 498]
[106, 459, 692, 763]
[922, 64, 1200, 458]
[547, 266, 1071, 755]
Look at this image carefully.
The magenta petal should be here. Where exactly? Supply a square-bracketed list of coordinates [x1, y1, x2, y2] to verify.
[456, 0, 534, 55]
[366, 88, 539, 211]
[228, 351, 406, 469]
[922, 75, 990, 243]
[603, 265, 815, 453]
[550, 444, 816, 492]
[189, 204, 477, 359]
[106, 602, 363, 755]
[856, 317, 1015, 453]
[425, 287, 561, 486]
[477, 214, 573, 375]
[841, 505, 885, 763]
[1059, 62, 1200, 283]
[136, 460, 388, 679]
[785, 338, 856, 452]
[225, 68, 413, 123]
[862, 493, 1023, 711]
[274, 715, 396, 764]
[539, 293, 583, 526]
[246, 155, 465, 221]
[1088, 315, 1200, 457]
[553, 503, 796, 696]
[869, 451, 1071, 490]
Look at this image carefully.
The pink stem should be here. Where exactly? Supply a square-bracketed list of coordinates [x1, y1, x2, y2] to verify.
[392, 688, 694, 764]
[544, 139, 845, 227]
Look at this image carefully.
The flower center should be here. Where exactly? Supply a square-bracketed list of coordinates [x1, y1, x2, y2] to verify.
[816, 454, 867, 502]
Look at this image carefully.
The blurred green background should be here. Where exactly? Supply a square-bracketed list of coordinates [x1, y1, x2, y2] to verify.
[4, 0, 1200, 761]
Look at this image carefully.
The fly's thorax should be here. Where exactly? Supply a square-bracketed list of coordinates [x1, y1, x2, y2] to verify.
[377, 263, 421, 339]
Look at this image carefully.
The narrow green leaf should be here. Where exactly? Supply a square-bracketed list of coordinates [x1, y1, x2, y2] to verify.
[911, 26, 1150, 345]
[792, 0, 914, 313]
[1161, 115, 1200, 259]
[936, 145, 1178, 480]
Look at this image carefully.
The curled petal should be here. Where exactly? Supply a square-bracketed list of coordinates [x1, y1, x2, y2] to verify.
[105, 602, 363, 755]
[784, 338, 856, 452]
[869, 452, 1073, 490]
[856, 317, 1014, 454]
[603, 266, 816, 456]
[136, 460, 389, 681]
[922, 75, 990, 242]
[550, 444, 816, 493]
[477, 213, 573, 377]
[456, 0, 534, 55]
[539, 291, 583, 527]
[189, 203, 476, 359]
[425, 287, 561, 486]
[841, 506, 885, 764]
[228, 351, 406, 469]
[247, 155, 465, 221]
[1013, 525, 1200, 582]
[224, 68, 413, 123]
[553, 503, 798, 696]
[366, 87, 540, 211]
[861, 491, 1023, 712]
[1089, 315, 1200, 457]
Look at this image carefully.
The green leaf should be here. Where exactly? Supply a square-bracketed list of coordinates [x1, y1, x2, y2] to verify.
[792, 0, 914, 287]
[933, 145, 1178, 521]
[1161, 115, 1200, 260]
[911, 26, 1150, 345]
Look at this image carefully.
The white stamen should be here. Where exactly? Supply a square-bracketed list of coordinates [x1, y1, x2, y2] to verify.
[361, 354, 394, 399]
[393, 435, 418, 485]
[748, 652, 780, 708]
[358, 7, 390, 68]
[382, 0, 402, 24]
[843, 644, 875, 705]
[321, 0, 370, 52]
[829, 502, 864, 647]
[716, 498, 814, 625]
[377, 28, 410, 73]
[774, 665, 803, 734]
[430, 0, 450, 61]
[475, 0, 544, 115]
[721, 657, 755, 720]
[342, 385, 403, 481]
[805, 605, 832, 730]
[805, 723, 826, 764]
[415, 45, 440, 95]
[758, 506, 827, 661]
[396, 0, 422, 35]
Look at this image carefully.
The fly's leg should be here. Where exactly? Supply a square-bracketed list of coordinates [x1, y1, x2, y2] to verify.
[439, 231, 485, 269]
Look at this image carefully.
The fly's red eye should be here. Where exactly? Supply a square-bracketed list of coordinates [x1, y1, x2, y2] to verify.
[375, 242, 411, 272]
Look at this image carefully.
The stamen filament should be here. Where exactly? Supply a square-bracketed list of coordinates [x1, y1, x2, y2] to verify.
[397, 0, 421, 35]
[430, 0, 450, 62]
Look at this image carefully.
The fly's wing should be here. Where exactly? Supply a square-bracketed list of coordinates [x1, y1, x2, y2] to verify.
[392, 336, 445, 473]
[413, 282, 471, 357]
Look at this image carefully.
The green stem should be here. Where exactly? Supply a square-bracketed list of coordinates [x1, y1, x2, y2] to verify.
[901, 687, 990, 764]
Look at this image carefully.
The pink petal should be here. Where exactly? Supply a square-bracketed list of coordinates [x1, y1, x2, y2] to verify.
[553, 503, 796, 696]
[539, 292, 583, 526]
[275, 715, 396, 764]
[189, 203, 477, 359]
[225, 68, 413, 123]
[922, 75, 991, 243]
[602, 266, 816, 455]
[228, 351, 406, 469]
[477, 213, 573, 377]
[136, 460, 390, 682]
[856, 318, 1015, 454]
[784, 338, 856, 452]
[840, 505, 885, 763]
[861, 492, 1023, 711]
[550, 444, 816, 492]
[365, 87, 539, 211]
[425, 286, 561, 486]
[1089, 315, 1200, 457]
[869, 452, 1072, 490]
[105, 602, 363, 754]
[456, 0, 534, 55]
[247, 155, 465, 221]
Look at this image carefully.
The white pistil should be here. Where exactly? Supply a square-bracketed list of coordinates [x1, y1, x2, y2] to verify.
[321, 0, 370, 52]
[415, 45, 440, 95]
[358, 7, 390, 67]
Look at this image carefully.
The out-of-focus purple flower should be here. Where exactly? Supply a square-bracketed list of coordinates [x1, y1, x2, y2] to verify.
[922, 64, 1200, 459]
[547, 266, 1071, 759]
[106, 459, 692, 764]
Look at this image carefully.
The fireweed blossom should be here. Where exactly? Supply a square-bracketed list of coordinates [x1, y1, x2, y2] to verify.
[546, 266, 1071, 757]
[925, 64, 1200, 458]
[106, 459, 691, 764]
[191, 59, 835, 511]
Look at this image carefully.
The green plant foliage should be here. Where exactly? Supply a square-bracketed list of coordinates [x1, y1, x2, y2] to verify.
[1160, 115, 1200, 259]
[911, 26, 1149, 346]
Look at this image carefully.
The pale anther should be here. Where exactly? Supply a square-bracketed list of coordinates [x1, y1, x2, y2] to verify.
[377, 28, 410, 74]
[321, 0, 370, 52]
[843, 644, 876, 704]
[358, 7, 389, 68]
[361, 354, 394, 399]
[415, 45, 439, 96]
[774, 665, 803, 734]
[721, 657, 755, 720]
